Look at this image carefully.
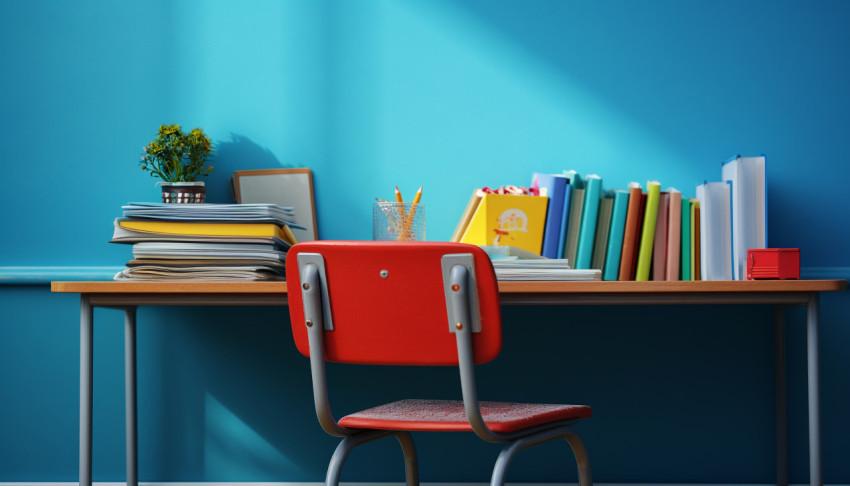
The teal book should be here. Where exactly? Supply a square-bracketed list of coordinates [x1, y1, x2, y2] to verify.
[603, 189, 630, 281]
[561, 171, 584, 262]
[681, 197, 691, 281]
[574, 174, 602, 269]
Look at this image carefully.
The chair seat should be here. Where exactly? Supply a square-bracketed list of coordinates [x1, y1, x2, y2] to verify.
[338, 399, 592, 434]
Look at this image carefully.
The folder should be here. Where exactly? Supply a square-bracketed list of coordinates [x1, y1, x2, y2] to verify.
[451, 189, 483, 242]
[460, 193, 548, 254]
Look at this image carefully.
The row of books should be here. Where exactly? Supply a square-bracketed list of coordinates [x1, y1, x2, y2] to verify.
[110, 202, 302, 281]
[451, 155, 766, 281]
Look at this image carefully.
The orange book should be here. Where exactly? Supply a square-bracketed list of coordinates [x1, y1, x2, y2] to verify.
[617, 183, 643, 281]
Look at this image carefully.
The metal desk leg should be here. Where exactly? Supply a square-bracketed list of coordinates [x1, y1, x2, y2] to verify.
[774, 306, 787, 486]
[125, 307, 138, 486]
[80, 296, 93, 486]
[807, 293, 822, 486]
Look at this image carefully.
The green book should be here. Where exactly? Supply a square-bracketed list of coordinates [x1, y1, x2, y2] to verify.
[681, 197, 691, 281]
[635, 181, 661, 281]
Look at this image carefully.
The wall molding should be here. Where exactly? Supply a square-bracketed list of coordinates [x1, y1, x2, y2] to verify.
[4, 483, 850, 486]
[2, 482, 849, 486]
[1, 265, 847, 285]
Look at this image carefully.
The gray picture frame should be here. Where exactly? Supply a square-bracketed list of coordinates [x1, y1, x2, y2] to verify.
[232, 168, 318, 242]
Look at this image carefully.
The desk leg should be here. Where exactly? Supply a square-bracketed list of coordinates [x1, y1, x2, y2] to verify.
[125, 307, 138, 486]
[807, 293, 822, 486]
[774, 306, 787, 486]
[80, 296, 93, 486]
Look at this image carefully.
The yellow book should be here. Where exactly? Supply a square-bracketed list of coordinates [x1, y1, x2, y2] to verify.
[118, 220, 297, 245]
[635, 181, 661, 281]
[460, 193, 548, 254]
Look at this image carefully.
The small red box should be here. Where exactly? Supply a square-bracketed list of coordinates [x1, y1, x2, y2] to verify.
[747, 248, 800, 280]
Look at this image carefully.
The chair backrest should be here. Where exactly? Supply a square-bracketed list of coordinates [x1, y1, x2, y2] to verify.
[286, 241, 502, 366]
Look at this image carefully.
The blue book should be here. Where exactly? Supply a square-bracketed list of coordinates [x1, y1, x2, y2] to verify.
[603, 189, 630, 281]
[574, 174, 602, 269]
[532, 173, 569, 258]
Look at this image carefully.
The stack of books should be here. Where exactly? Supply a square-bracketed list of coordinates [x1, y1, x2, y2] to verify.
[110, 202, 302, 281]
[479, 245, 601, 282]
[451, 155, 766, 282]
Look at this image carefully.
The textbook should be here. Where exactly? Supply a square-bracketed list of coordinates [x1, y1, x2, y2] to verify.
[562, 171, 585, 265]
[722, 155, 767, 280]
[532, 173, 569, 259]
[697, 181, 732, 280]
[591, 193, 614, 271]
[651, 191, 670, 281]
[665, 189, 682, 281]
[603, 189, 630, 281]
[115, 219, 297, 245]
[574, 175, 602, 269]
[557, 171, 579, 259]
[491, 259, 601, 281]
[681, 198, 692, 281]
[635, 181, 661, 281]
[618, 183, 643, 281]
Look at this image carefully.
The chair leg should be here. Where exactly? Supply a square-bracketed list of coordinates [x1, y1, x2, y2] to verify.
[393, 431, 420, 486]
[490, 426, 592, 486]
[326, 430, 390, 486]
[563, 429, 592, 486]
[490, 439, 524, 486]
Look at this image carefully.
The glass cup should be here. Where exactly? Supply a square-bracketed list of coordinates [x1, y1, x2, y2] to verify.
[373, 202, 425, 241]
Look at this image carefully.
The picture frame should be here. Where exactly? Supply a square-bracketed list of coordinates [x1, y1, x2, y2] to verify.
[232, 168, 318, 242]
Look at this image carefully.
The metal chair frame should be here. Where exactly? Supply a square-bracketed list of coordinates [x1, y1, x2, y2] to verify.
[297, 251, 591, 486]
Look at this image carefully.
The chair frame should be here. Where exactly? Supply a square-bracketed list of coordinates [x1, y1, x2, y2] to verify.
[297, 251, 591, 486]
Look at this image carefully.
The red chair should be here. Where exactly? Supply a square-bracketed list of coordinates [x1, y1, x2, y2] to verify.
[286, 241, 592, 486]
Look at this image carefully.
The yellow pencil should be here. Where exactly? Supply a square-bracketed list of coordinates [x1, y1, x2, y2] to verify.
[402, 185, 423, 240]
[393, 186, 407, 237]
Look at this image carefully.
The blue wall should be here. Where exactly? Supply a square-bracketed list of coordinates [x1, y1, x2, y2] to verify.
[1, 0, 848, 482]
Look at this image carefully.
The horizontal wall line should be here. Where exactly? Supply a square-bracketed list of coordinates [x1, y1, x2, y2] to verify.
[1, 265, 847, 285]
[3, 483, 849, 486]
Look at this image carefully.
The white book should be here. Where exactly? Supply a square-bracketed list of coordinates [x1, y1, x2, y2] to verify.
[697, 182, 732, 280]
[722, 155, 767, 280]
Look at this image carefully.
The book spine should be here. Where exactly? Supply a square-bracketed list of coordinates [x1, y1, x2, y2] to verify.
[635, 181, 661, 281]
[575, 176, 602, 269]
[617, 185, 643, 281]
[603, 191, 630, 281]
[665, 191, 682, 281]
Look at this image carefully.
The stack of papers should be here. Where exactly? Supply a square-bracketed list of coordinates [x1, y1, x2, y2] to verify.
[111, 203, 299, 281]
[491, 259, 601, 281]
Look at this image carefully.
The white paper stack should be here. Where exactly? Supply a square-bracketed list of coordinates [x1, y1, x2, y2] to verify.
[491, 259, 601, 281]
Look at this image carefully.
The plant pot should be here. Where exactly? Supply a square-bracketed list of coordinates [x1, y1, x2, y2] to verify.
[158, 181, 206, 203]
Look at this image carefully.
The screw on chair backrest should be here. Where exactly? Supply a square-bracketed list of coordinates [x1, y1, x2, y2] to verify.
[286, 241, 502, 366]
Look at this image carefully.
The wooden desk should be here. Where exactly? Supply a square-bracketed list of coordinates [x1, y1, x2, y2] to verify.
[52, 279, 846, 486]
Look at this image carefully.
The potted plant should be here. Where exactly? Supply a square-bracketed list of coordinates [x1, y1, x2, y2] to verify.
[140, 124, 214, 203]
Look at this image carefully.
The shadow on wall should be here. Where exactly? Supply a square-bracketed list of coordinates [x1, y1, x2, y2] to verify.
[204, 134, 302, 203]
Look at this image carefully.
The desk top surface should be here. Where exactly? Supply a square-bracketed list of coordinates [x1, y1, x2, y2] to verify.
[51, 279, 846, 294]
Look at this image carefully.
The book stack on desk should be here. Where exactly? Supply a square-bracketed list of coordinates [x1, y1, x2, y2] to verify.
[109, 202, 303, 281]
[479, 245, 601, 281]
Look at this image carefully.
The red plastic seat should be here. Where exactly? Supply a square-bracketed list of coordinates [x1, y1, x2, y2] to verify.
[286, 241, 592, 486]
[339, 399, 592, 433]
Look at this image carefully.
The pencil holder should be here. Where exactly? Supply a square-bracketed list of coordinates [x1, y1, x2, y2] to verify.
[373, 202, 425, 241]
